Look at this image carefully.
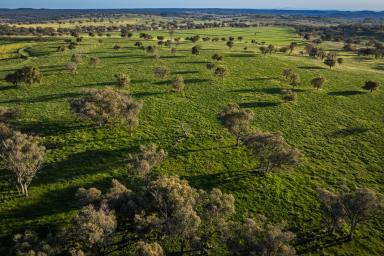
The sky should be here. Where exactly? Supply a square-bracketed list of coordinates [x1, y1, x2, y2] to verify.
[1, 0, 383, 11]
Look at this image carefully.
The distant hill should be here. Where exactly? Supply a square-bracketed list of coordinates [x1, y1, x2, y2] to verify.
[0, 8, 383, 23]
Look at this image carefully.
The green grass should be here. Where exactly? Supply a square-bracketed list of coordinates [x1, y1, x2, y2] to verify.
[0, 27, 383, 255]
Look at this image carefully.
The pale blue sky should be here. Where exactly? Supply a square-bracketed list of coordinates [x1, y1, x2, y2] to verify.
[1, 0, 383, 11]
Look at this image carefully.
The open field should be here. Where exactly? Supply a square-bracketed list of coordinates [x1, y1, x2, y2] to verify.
[0, 27, 383, 255]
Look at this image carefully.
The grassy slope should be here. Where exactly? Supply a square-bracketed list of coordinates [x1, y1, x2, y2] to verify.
[0, 27, 383, 255]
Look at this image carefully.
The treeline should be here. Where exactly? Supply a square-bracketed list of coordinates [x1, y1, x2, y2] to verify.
[295, 23, 384, 43]
[0, 20, 252, 37]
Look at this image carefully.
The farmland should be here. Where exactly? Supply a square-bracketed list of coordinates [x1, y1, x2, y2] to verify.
[0, 25, 383, 255]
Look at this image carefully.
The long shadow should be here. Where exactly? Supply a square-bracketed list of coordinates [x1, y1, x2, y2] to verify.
[132, 91, 166, 98]
[177, 61, 208, 64]
[230, 87, 281, 95]
[239, 101, 280, 108]
[247, 77, 281, 82]
[328, 127, 369, 137]
[131, 79, 150, 84]
[15, 121, 93, 137]
[115, 61, 141, 65]
[373, 63, 384, 71]
[175, 145, 236, 156]
[0, 84, 16, 91]
[185, 78, 211, 84]
[328, 90, 365, 96]
[187, 168, 258, 190]
[160, 55, 186, 59]
[80, 81, 113, 87]
[297, 236, 351, 254]
[298, 66, 326, 70]
[0, 174, 125, 243]
[37, 147, 137, 186]
[226, 53, 257, 58]
[100, 55, 150, 59]
[172, 70, 199, 75]
[154, 80, 172, 85]
[0, 92, 82, 104]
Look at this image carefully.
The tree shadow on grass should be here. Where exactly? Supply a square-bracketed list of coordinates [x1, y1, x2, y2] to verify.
[373, 63, 384, 71]
[226, 53, 257, 58]
[132, 91, 166, 98]
[80, 81, 113, 87]
[328, 127, 369, 137]
[177, 61, 209, 64]
[296, 232, 351, 254]
[37, 147, 137, 186]
[0, 173, 125, 244]
[174, 145, 236, 157]
[15, 121, 94, 137]
[0, 92, 82, 104]
[328, 91, 365, 96]
[230, 87, 281, 95]
[160, 55, 186, 59]
[187, 168, 258, 190]
[297, 66, 326, 70]
[247, 77, 281, 82]
[0, 84, 16, 91]
[185, 78, 211, 84]
[154, 80, 172, 85]
[239, 101, 281, 108]
[172, 70, 200, 75]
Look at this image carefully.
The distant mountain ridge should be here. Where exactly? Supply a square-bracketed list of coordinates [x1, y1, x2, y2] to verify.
[0, 8, 383, 22]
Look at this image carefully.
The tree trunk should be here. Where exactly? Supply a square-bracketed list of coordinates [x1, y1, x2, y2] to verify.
[23, 183, 29, 197]
[236, 135, 241, 146]
[129, 125, 132, 136]
[349, 219, 357, 241]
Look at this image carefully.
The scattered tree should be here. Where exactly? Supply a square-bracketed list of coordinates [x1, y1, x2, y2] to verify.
[1, 131, 45, 196]
[154, 66, 170, 80]
[244, 131, 302, 174]
[214, 66, 229, 80]
[362, 81, 379, 93]
[289, 73, 300, 89]
[5, 66, 42, 86]
[324, 53, 337, 69]
[131, 144, 167, 183]
[192, 45, 201, 56]
[70, 88, 142, 132]
[317, 188, 345, 234]
[206, 62, 216, 70]
[281, 89, 297, 102]
[172, 75, 185, 93]
[114, 73, 131, 88]
[342, 188, 382, 240]
[71, 53, 82, 64]
[311, 77, 326, 90]
[283, 69, 293, 79]
[224, 218, 296, 256]
[90, 57, 101, 66]
[219, 104, 254, 146]
[66, 62, 77, 74]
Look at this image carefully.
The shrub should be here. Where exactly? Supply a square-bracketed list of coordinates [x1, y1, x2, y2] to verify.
[281, 89, 297, 102]
[154, 66, 170, 80]
[66, 62, 77, 74]
[114, 73, 131, 88]
[172, 75, 185, 93]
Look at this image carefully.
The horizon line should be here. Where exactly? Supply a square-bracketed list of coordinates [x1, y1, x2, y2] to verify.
[1, 7, 383, 12]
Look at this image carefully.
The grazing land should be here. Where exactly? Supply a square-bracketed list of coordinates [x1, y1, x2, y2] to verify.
[0, 23, 383, 255]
